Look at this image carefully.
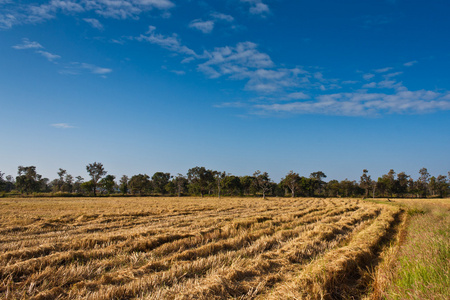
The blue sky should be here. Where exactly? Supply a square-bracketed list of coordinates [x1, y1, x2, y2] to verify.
[1, 0, 449, 182]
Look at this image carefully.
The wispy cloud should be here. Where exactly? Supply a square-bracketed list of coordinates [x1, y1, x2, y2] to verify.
[363, 73, 375, 80]
[12, 38, 43, 49]
[189, 19, 214, 34]
[240, 0, 270, 15]
[384, 71, 403, 78]
[214, 101, 247, 108]
[287, 92, 310, 100]
[83, 18, 103, 30]
[0, 0, 175, 29]
[36, 50, 61, 61]
[255, 90, 450, 116]
[374, 67, 393, 73]
[51, 123, 76, 129]
[88, 0, 174, 19]
[60, 62, 112, 76]
[136, 26, 198, 57]
[211, 12, 234, 22]
[171, 70, 185, 75]
[404, 60, 418, 67]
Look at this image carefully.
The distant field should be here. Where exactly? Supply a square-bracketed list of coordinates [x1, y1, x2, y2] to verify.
[0, 197, 403, 299]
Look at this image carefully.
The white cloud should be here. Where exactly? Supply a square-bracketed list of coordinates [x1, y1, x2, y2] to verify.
[80, 63, 112, 74]
[363, 73, 375, 80]
[51, 123, 75, 129]
[384, 71, 403, 78]
[362, 82, 377, 88]
[171, 70, 185, 75]
[197, 42, 304, 93]
[12, 38, 43, 50]
[240, 0, 270, 15]
[214, 101, 246, 108]
[1, 0, 175, 29]
[0, 13, 16, 29]
[36, 50, 61, 61]
[255, 90, 450, 116]
[86, 0, 174, 19]
[83, 18, 103, 30]
[211, 12, 234, 22]
[60, 62, 112, 76]
[287, 92, 310, 100]
[136, 26, 198, 57]
[404, 60, 418, 67]
[374, 67, 393, 73]
[189, 19, 214, 34]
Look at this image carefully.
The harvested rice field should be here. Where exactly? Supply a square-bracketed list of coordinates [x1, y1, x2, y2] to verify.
[0, 197, 403, 299]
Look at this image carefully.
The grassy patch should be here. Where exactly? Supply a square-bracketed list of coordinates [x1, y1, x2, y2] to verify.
[370, 198, 450, 300]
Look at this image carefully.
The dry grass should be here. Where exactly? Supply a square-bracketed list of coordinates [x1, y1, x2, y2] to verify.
[0, 197, 402, 299]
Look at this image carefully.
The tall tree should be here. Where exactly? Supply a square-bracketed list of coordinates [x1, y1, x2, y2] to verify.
[187, 167, 214, 197]
[222, 175, 242, 196]
[99, 175, 116, 194]
[0, 171, 5, 192]
[16, 166, 46, 194]
[436, 175, 448, 198]
[119, 175, 129, 195]
[86, 162, 107, 196]
[128, 174, 151, 195]
[253, 170, 272, 199]
[152, 172, 171, 195]
[396, 172, 410, 197]
[73, 176, 84, 194]
[281, 170, 301, 198]
[173, 174, 188, 197]
[310, 171, 327, 196]
[213, 171, 226, 199]
[56, 168, 67, 192]
[418, 167, 430, 197]
[359, 169, 372, 198]
[240, 176, 255, 196]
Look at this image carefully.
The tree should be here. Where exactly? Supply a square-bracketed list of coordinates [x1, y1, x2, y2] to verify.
[0, 171, 5, 192]
[73, 176, 84, 193]
[16, 166, 46, 194]
[56, 168, 67, 192]
[213, 171, 226, 199]
[99, 175, 116, 194]
[187, 167, 214, 197]
[281, 171, 301, 198]
[81, 181, 95, 194]
[436, 175, 448, 198]
[396, 172, 410, 197]
[418, 167, 430, 197]
[384, 169, 397, 197]
[325, 180, 340, 197]
[128, 174, 151, 195]
[86, 162, 107, 196]
[253, 170, 272, 199]
[310, 171, 327, 196]
[359, 169, 372, 198]
[119, 175, 129, 195]
[240, 176, 255, 196]
[172, 174, 188, 197]
[152, 172, 171, 195]
[222, 175, 242, 196]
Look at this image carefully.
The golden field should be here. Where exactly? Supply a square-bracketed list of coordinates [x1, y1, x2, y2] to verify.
[0, 197, 403, 299]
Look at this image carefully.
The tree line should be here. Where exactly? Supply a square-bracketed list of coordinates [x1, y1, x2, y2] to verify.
[0, 163, 449, 198]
